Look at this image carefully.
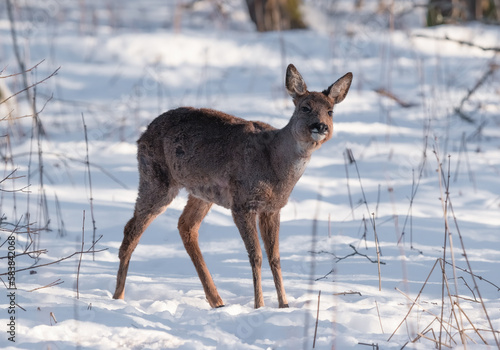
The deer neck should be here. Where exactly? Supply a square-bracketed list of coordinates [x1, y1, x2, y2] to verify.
[269, 123, 313, 182]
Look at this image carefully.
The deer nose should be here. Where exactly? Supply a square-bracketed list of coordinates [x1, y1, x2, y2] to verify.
[309, 122, 328, 134]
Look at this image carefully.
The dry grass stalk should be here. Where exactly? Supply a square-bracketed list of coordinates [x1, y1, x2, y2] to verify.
[77, 211, 85, 300]
[348, 148, 383, 291]
[416, 331, 452, 348]
[388, 252, 440, 341]
[448, 199, 500, 348]
[50, 311, 57, 325]
[454, 302, 487, 345]
[82, 113, 97, 260]
[434, 149, 466, 346]
[395, 287, 458, 342]
[375, 300, 384, 334]
[372, 213, 382, 291]
[439, 259, 465, 345]
[343, 148, 355, 220]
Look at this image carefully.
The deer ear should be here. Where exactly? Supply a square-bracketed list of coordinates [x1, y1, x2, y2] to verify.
[324, 72, 353, 104]
[286, 64, 308, 100]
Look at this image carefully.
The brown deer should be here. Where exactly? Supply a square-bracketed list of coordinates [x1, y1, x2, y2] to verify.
[113, 64, 352, 309]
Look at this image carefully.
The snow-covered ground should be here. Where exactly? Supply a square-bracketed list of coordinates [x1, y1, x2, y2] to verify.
[1, 1, 500, 349]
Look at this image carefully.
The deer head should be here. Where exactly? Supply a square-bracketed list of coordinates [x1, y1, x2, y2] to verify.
[285, 64, 352, 151]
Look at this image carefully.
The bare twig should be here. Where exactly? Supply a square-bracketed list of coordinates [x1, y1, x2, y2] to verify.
[0, 60, 46, 79]
[0, 247, 108, 276]
[0, 67, 60, 106]
[333, 291, 362, 296]
[0, 249, 47, 260]
[312, 245, 383, 262]
[374, 88, 416, 108]
[6, 0, 29, 104]
[313, 245, 385, 281]
[312, 290, 321, 348]
[454, 63, 499, 122]
[443, 260, 500, 291]
[413, 34, 500, 53]
[0, 169, 29, 193]
[27, 279, 64, 292]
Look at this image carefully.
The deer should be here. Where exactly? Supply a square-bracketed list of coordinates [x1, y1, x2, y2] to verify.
[113, 64, 353, 309]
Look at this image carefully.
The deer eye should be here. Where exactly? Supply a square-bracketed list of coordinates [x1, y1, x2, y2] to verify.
[301, 105, 311, 113]
[328, 110, 333, 117]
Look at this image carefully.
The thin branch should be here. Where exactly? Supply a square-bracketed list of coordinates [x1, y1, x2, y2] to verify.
[374, 88, 416, 108]
[0, 248, 108, 276]
[0, 60, 46, 79]
[311, 244, 385, 265]
[0, 249, 47, 260]
[313, 245, 385, 281]
[0, 67, 60, 106]
[413, 34, 500, 52]
[454, 63, 499, 122]
[333, 291, 362, 296]
[27, 279, 64, 292]
[443, 260, 500, 291]
[6, 0, 29, 104]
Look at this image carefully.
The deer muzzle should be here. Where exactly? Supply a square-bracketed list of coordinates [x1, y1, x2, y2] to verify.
[309, 122, 328, 142]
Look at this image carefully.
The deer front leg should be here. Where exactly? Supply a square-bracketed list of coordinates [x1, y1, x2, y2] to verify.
[232, 210, 264, 309]
[259, 211, 289, 308]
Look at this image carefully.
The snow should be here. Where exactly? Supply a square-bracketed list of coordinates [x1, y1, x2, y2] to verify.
[1, 0, 500, 349]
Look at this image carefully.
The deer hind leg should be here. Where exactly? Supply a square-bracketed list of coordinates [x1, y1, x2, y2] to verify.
[232, 210, 264, 309]
[259, 211, 289, 308]
[113, 166, 179, 300]
[178, 195, 224, 308]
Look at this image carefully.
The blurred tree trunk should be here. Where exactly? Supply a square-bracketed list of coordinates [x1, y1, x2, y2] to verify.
[427, 0, 499, 25]
[245, 0, 306, 31]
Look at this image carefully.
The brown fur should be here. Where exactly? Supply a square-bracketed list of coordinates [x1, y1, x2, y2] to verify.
[113, 64, 353, 308]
